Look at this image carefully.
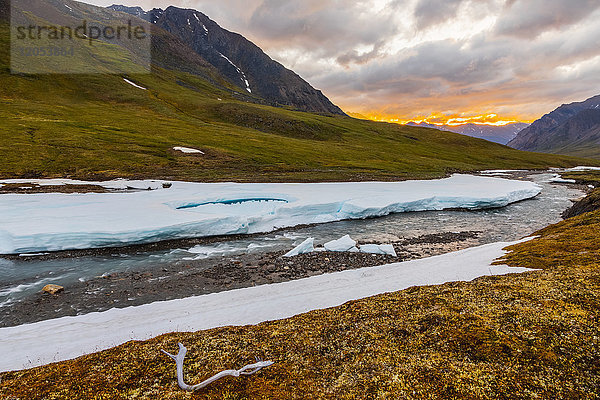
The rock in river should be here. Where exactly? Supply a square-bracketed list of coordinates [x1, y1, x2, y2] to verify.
[42, 284, 64, 295]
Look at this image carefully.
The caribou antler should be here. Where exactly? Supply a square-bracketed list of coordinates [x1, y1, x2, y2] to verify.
[161, 343, 274, 392]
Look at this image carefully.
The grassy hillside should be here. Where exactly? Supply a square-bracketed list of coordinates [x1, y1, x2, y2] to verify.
[2, 192, 599, 399]
[0, 15, 596, 182]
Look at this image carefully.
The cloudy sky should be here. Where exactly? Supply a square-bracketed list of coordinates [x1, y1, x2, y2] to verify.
[88, 0, 600, 124]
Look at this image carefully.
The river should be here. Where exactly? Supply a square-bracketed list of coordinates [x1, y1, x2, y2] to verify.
[0, 172, 583, 308]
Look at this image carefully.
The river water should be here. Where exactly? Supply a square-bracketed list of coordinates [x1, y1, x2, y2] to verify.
[0, 172, 583, 307]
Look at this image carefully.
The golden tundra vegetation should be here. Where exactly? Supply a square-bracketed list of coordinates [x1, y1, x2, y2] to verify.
[1, 179, 599, 399]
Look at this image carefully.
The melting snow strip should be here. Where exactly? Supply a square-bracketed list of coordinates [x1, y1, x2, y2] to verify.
[218, 52, 252, 93]
[123, 78, 146, 90]
[0, 239, 536, 372]
[0, 178, 166, 190]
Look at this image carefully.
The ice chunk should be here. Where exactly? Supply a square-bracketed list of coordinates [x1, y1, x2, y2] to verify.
[324, 235, 357, 252]
[283, 238, 314, 257]
[359, 244, 397, 256]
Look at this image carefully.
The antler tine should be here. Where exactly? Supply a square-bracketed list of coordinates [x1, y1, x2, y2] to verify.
[161, 343, 274, 392]
[161, 349, 177, 361]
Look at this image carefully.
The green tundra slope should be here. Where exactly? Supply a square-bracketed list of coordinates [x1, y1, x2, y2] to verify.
[0, 5, 596, 182]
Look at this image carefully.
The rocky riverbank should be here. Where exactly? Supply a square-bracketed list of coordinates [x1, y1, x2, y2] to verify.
[0, 231, 480, 327]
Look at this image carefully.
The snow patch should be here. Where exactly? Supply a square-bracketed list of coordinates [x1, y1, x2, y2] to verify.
[566, 166, 600, 172]
[123, 78, 146, 90]
[549, 174, 576, 184]
[173, 146, 204, 154]
[480, 169, 526, 174]
[0, 239, 537, 372]
[0, 175, 542, 254]
[0, 178, 166, 191]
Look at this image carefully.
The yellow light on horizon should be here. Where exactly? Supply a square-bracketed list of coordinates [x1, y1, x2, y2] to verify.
[353, 112, 533, 127]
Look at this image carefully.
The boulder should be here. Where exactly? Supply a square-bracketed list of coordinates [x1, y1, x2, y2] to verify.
[42, 284, 64, 295]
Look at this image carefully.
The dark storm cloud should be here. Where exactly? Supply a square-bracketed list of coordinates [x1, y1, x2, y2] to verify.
[246, 0, 401, 58]
[413, 0, 464, 29]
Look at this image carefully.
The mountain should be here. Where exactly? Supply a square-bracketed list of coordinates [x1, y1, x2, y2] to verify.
[0, 0, 593, 183]
[108, 4, 345, 115]
[508, 94, 600, 158]
[106, 4, 148, 19]
[406, 122, 529, 144]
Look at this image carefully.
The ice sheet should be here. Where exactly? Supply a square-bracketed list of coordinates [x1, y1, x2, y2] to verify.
[0, 175, 542, 254]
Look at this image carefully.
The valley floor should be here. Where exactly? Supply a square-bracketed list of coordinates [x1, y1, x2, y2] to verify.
[0, 230, 480, 328]
[0, 173, 598, 399]
[1, 203, 599, 399]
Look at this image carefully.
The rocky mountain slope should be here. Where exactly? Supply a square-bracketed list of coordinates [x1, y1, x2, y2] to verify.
[508, 94, 600, 158]
[108, 4, 345, 115]
[406, 122, 528, 144]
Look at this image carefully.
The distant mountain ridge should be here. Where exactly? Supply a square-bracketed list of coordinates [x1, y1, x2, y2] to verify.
[108, 4, 345, 115]
[406, 122, 529, 144]
[508, 94, 600, 158]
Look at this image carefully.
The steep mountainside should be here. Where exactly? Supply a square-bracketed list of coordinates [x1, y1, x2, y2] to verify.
[508, 94, 600, 157]
[406, 122, 529, 144]
[108, 4, 345, 115]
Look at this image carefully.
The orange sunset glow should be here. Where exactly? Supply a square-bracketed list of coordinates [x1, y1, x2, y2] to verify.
[352, 112, 532, 127]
